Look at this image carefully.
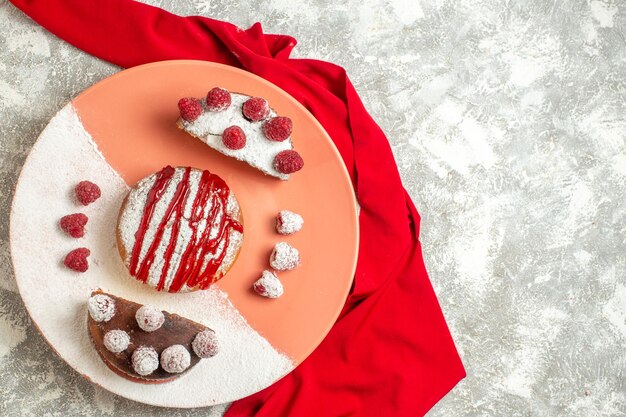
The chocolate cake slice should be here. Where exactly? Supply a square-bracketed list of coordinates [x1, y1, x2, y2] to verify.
[87, 290, 218, 383]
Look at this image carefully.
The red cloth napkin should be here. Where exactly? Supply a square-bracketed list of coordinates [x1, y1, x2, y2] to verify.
[10, 1, 465, 415]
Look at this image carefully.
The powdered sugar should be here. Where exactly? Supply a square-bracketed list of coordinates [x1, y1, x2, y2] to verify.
[103, 330, 130, 353]
[179, 92, 293, 180]
[270, 242, 301, 271]
[276, 210, 303, 235]
[160, 344, 191, 374]
[253, 271, 284, 298]
[88, 294, 116, 323]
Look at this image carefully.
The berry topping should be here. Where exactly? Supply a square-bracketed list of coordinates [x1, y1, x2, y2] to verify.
[132, 346, 159, 376]
[276, 210, 304, 235]
[88, 294, 115, 322]
[103, 329, 130, 353]
[178, 97, 203, 121]
[253, 270, 284, 299]
[242, 97, 270, 121]
[192, 329, 219, 359]
[160, 345, 191, 374]
[263, 117, 293, 142]
[273, 150, 304, 174]
[270, 242, 301, 271]
[64, 248, 90, 272]
[206, 87, 232, 111]
[75, 181, 101, 206]
[60, 213, 88, 238]
[135, 305, 165, 332]
[222, 126, 247, 150]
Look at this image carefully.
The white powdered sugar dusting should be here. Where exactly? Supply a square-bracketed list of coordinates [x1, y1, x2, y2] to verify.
[276, 210, 304, 235]
[179, 93, 293, 180]
[10, 103, 294, 407]
[253, 271, 284, 299]
[117, 167, 243, 292]
[87, 294, 116, 323]
[270, 242, 301, 271]
[103, 330, 130, 353]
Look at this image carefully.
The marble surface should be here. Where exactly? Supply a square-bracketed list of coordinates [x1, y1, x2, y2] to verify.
[1, 0, 625, 415]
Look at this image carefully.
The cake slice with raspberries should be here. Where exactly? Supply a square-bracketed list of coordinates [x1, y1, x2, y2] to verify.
[87, 290, 219, 383]
[176, 87, 304, 180]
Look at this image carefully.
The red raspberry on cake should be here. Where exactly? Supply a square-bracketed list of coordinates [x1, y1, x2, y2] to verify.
[222, 126, 247, 150]
[206, 87, 232, 111]
[135, 305, 165, 332]
[160, 345, 191, 374]
[242, 97, 270, 121]
[60, 213, 88, 238]
[75, 181, 101, 206]
[274, 150, 304, 174]
[263, 117, 293, 142]
[192, 329, 219, 358]
[178, 98, 203, 121]
[64, 248, 90, 272]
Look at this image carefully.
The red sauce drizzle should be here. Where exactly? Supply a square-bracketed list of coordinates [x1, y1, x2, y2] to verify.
[128, 166, 243, 292]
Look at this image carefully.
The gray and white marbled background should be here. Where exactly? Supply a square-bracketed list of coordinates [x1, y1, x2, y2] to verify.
[1, 0, 625, 415]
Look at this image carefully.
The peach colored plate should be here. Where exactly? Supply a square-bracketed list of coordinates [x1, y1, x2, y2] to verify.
[10, 60, 358, 407]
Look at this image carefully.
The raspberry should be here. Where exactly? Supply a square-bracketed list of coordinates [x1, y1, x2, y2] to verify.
[253, 270, 283, 298]
[75, 181, 101, 206]
[242, 97, 270, 121]
[192, 329, 219, 358]
[222, 126, 246, 150]
[135, 305, 164, 332]
[276, 210, 303, 235]
[64, 248, 90, 272]
[273, 150, 304, 174]
[60, 213, 88, 238]
[178, 97, 203, 121]
[263, 117, 293, 142]
[270, 242, 300, 271]
[206, 87, 231, 111]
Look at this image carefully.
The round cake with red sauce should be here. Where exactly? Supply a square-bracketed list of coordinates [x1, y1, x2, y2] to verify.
[117, 166, 243, 293]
